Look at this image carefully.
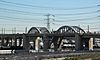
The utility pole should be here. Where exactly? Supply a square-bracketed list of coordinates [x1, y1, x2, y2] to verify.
[45, 13, 55, 31]
[12, 27, 16, 34]
[1, 28, 3, 34]
[25, 27, 27, 33]
[87, 25, 89, 33]
[4, 28, 5, 34]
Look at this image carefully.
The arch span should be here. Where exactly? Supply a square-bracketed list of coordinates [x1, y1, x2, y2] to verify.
[56, 26, 75, 33]
[71, 26, 85, 34]
[28, 27, 49, 34]
[51, 25, 85, 51]
[28, 27, 50, 51]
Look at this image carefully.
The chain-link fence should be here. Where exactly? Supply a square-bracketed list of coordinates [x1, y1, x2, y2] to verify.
[0, 27, 28, 34]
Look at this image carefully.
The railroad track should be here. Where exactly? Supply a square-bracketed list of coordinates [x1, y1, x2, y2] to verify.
[0, 50, 100, 60]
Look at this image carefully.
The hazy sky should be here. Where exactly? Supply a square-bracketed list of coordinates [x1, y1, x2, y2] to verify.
[0, 0, 100, 33]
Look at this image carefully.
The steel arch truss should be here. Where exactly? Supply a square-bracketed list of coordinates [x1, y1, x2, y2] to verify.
[51, 25, 85, 51]
[56, 26, 75, 34]
[28, 27, 50, 50]
[56, 26, 85, 34]
[28, 27, 49, 34]
[71, 26, 85, 34]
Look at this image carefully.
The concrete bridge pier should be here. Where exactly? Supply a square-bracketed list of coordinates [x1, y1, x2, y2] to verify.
[75, 34, 83, 51]
[42, 34, 49, 51]
[1, 36, 4, 47]
[4, 38, 9, 46]
[35, 37, 40, 52]
[23, 34, 30, 52]
[83, 38, 93, 51]
[89, 38, 93, 51]
[83, 38, 89, 50]
[19, 38, 22, 47]
[52, 37, 59, 51]
[14, 38, 17, 47]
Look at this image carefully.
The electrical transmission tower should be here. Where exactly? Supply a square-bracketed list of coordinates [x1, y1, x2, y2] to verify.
[45, 14, 55, 31]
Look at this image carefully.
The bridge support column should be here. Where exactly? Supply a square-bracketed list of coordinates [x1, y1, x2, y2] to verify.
[5, 38, 9, 46]
[19, 38, 22, 47]
[53, 37, 58, 51]
[54, 41, 58, 51]
[23, 34, 30, 51]
[1, 37, 9, 48]
[15, 38, 17, 47]
[1, 36, 4, 47]
[35, 37, 40, 52]
[89, 38, 93, 51]
[84, 38, 89, 50]
[11, 37, 15, 47]
[75, 34, 83, 51]
[42, 34, 49, 51]
[13, 36, 17, 47]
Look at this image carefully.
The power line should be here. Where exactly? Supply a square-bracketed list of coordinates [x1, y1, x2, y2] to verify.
[54, 16, 98, 22]
[0, 7, 46, 15]
[56, 21, 100, 26]
[0, 7, 97, 22]
[0, 15, 42, 21]
[0, 0, 99, 10]
[52, 16, 100, 26]
[54, 11, 99, 16]
[0, 24, 37, 27]
[83, 19, 100, 24]
[0, 10, 43, 17]
[0, 7, 99, 16]
[0, 17, 44, 23]
[0, 0, 100, 31]
[0, 2, 32, 9]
